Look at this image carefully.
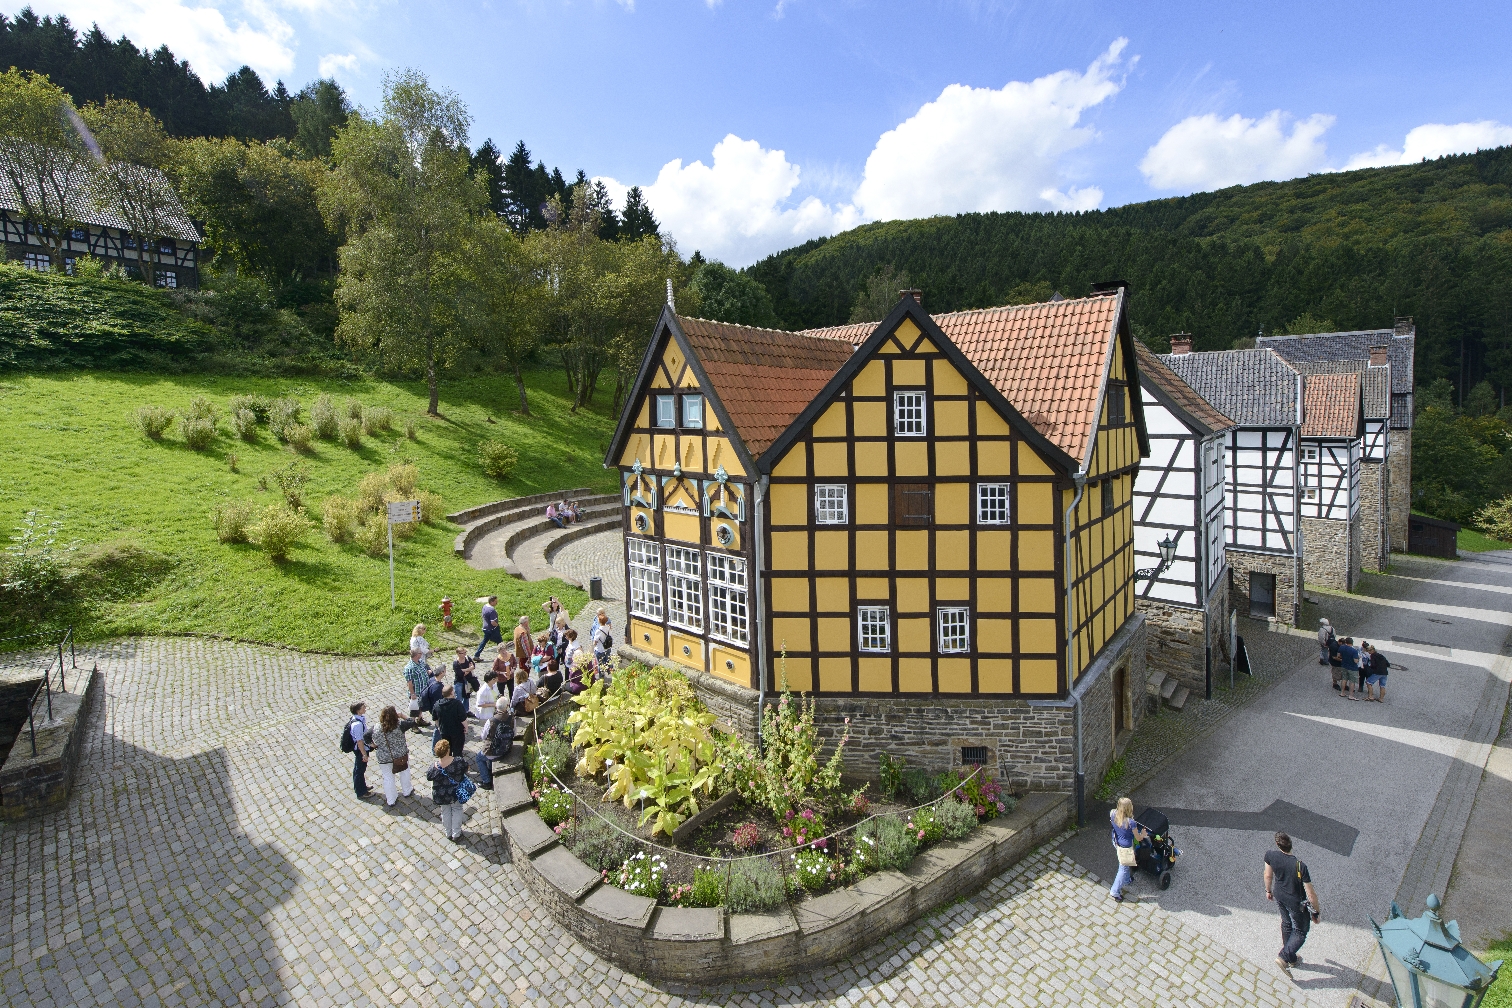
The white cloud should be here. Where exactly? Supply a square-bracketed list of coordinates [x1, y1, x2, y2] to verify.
[1344, 121, 1512, 170]
[851, 39, 1130, 220]
[1139, 110, 1334, 190]
[41, 0, 296, 83]
[597, 134, 860, 267]
[318, 51, 360, 78]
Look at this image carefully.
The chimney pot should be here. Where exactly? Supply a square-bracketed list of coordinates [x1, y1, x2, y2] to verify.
[1369, 345, 1389, 367]
[1169, 334, 1193, 356]
[899, 288, 923, 306]
[1394, 316, 1414, 338]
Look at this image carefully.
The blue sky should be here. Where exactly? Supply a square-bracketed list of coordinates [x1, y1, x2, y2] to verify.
[25, 0, 1512, 265]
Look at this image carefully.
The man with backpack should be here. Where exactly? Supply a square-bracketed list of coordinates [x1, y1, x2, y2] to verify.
[1264, 831, 1321, 978]
[418, 667, 447, 747]
[342, 702, 372, 799]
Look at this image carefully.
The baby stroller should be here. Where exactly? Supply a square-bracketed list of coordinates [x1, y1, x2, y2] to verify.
[1134, 807, 1181, 889]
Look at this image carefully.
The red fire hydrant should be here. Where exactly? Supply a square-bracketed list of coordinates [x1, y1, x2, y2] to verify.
[438, 596, 454, 631]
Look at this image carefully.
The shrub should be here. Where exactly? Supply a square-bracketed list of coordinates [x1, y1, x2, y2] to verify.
[527, 727, 573, 786]
[352, 517, 389, 557]
[310, 394, 340, 440]
[227, 452, 239, 473]
[252, 505, 308, 561]
[878, 752, 904, 800]
[900, 767, 939, 804]
[674, 867, 724, 908]
[789, 847, 837, 893]
[405, 418, 417, 441]
[363, 405, 392, 435]
[724, 859, 785, 913]
[232, 408, 258, 440]
[942, 768, 1012, 820]
[611, 852, 666, 900]
[356, 471, 388, 513]
[2, 510, 78, 601]
[210, 501, 257, 544]
[934, 797, 979, 840]
[345, 398, 363, 421]
[268, 397, 301, 441]
[479, 439, 518, 480]
[340, 418, 362, 448]
[732, 675, 854, 820]
[783, 807, 829, 849]
[732, 822, 762, 851]
[269, 461, 310, 509]
[181, 417, 217, 450]
[283, 423, 314, 452]
[564, 816, 637, 873]
[77, 541, 173, 599]
[387, 462, 419, 496]
[416, 490, 446, 525]
[857, 815, 919, 871]
[134, 405, 174, 440]
[321, 495, 361, 543]
[229, 393, 271, 422]
[535, 787, 574, 827]
[1474, 495, 1512, 542]
[906, 805, 946, 845]
[185, 394, 217, 424]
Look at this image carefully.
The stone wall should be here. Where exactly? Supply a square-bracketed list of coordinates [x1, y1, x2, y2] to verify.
[1138, 575, 1228, 695]
[0, 668, 100, 819]
[1227, 550, 1300, 626]
[1359, 459, 1389, 572]
[1389, 431, 1412, 552]
[1302, 517, 1360, 591]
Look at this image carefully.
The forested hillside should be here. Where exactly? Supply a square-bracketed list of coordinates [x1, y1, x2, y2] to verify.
[747, 147, 1512, 398]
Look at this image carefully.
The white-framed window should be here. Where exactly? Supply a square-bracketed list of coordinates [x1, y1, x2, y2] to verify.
[893, 391, 926, 436]
[706, 553, 748, 644]
[938, 607, 970, 653]
[1301, 446, 1319, 462]
[858, 606, 890, 652]
[155, 270, 177, 288]
[815, 484, 848, 524]
[654, 394, 675, 428]
[665, 544, 704, 631]
[1205, 442, 1222, 489]
[22, 252, 49, 271]
[681, 394, 704, 429]
[977, 483, 1011, 524]
[626, 537, 663, 620]
[1301, 477, 1318, 501]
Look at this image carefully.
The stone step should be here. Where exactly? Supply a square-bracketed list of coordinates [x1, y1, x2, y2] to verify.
[462, 502, 624, 573]
[517, 516, 624, 584]
[451, 492, 620, 558]
[1145, 670, 1168, 696]
[447, 487, 594, 526]
[1159, 676, 1179, 701]
[1166, 685, 1191, 711]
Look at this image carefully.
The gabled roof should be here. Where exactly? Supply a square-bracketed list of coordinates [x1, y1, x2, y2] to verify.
[1288, 359, 1390, 420]
[1159, 348, 1300, 428]
[1257, 328, 1413, 395]
[1301, 372, 1364, 439]
[803, 292, 1141, 466]
[0, 155, 202, 244]
[1133, 340, 1233, 436]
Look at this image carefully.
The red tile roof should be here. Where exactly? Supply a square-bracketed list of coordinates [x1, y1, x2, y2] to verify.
[1302, 372, 1362, 438]
[1133, 340, 1233, 433]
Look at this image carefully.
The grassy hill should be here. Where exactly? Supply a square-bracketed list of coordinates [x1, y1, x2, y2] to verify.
[747, 146, 1512, 393]
[0, 368, 620, 653]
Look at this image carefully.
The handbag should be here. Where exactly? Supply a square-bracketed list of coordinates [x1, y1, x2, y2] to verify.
[391, 755, 409, 773]
[453, 768, 477, 805]
[1116, 843, 1137, 867]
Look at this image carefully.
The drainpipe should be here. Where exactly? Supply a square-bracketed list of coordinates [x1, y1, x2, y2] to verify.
[1062, 470, 1088, 827]
[752, 474, 770, 754]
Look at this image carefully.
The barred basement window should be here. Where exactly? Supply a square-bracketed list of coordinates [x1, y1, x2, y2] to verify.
[665, 544, 703, 631]
[626, 537, 663, 620]
[938, 607, 970, 653]
[155, 270, 177, 288]
[858, 607, 890, 652]
[706, 553, 748, 644]
[893, 391, 926, 436]
[815, 485, 848, 524]
[961, 746, 989, 766]
[977, 483, 1011, 524]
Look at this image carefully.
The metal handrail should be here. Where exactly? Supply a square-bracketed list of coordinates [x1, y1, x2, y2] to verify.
[22, 627, 78, 758]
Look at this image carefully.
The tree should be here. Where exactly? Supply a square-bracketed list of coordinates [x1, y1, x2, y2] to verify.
[848, 265, 912, 323]
[290, 78, 350, 159]
[620, 185, 658, 241]
[500, 140, 537, 231]
[80, 98, 177, 285]
[214, 66, 294, 142]
[590, 179, 620, 241]
[1004, 279, 1053, 305]
[462, 215, 544, 413]
[1464, 380, 1499, 417]
[1281, 312, 1336, 336]
[470, 139, 507, 218]
[0, 68, 92, 271]
[689, 260, 778, 327]
[322, 69, 483, 416]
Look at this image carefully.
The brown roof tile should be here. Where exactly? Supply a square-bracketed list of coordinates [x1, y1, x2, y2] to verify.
[675, 316, 855, 456]
[1288, 359, 1391, 419]
[1302, 372, 1362, 438]
[1133, 341, 1234, 433]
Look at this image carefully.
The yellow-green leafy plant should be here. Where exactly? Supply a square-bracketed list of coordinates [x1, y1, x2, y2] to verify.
[416, 489, 445, 525]
[252, 505, 308, 561]
[352, 516, 389, 558]
[1473, 495, 1512, 542]
[387, 462, 418, 496]
[210, 500, 256, 543]
[321, 495, 362, 543]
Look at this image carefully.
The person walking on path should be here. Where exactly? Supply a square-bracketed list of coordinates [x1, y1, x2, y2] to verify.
[371, 706, 414, 806]
[513, 616, 532, 671]
[473, 595, 501, 660]
[426, 739, 469, 841]
[1264, 831, 1321, 978]
[404, 654, 432, 730]
[433, 685, 476, 759]
[452, 648, 479, 713]
[1317, 619, 1334, 666]
[348, 703, 371, 798]
[1108, 797, 1148, 903]
[1337, 637, 1361, 700]
[1363, 644, 1390, 702]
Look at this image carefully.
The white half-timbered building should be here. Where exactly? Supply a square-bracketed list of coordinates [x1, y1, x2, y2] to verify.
[1162, 339, 1304, 625]
[1297, 371, 1365, 590]
[1132, 341, 1235, 703]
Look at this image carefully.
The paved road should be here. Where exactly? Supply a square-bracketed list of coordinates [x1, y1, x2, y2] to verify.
[1060, 552, 1512, 1005]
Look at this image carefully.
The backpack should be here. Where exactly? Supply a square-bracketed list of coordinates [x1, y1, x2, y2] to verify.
[339, 717, 357, 753]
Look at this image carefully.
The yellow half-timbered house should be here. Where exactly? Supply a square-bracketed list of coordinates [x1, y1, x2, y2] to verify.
[605, 288, 1152, 795]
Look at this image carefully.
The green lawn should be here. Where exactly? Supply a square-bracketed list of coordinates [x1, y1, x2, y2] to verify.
[0, 368, 620, 653]
[1459, 526, 1512, 553]
[1484, 937, 1511, 1008]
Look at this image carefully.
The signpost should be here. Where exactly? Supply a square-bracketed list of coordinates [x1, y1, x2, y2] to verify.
[386, 499, 422, 608]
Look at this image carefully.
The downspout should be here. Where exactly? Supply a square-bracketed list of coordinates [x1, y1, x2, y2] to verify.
[1062, 470, 1088, 827]
[752, 474, 770, 754]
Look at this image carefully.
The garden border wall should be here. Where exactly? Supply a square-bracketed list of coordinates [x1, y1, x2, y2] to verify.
[0, 666, 101, 819]
[499, 773, 1070, 981]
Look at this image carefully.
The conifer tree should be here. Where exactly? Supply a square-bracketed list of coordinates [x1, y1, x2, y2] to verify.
[620, 185, 659, 241]
[500, 140, 536, 232]
[470, 139, 507, 218]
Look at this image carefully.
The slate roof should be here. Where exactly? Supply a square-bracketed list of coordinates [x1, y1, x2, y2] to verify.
[1301, 372, 1363, 439]
[1133, 340, 1233, 435]
[1288, 359, 1391, 420]
[674, 316, 856, 457]
[1159, 348, 1301, 427]
[0, 155, 202, 243]
[804, 293, 1125, 464]
[1256, 328, 1413, 395]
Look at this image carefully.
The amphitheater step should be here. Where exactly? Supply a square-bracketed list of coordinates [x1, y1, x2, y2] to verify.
[515, 516, 623, 585]
[452, 492, 620, 560]
[446, 487, 592, 526]
[464, 501, 623, 574]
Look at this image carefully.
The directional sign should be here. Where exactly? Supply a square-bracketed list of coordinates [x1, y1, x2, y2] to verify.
[387, 499, 421, 524]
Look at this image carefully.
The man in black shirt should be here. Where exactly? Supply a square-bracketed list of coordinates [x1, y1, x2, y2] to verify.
[1264, 831, 1321, 977]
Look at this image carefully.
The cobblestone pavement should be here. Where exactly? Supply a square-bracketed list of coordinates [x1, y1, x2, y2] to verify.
[0, 634, 1327, 1008]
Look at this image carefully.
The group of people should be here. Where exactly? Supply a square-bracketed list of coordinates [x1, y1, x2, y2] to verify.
[1317, 617, 1390, 701]
[344, 597, 618, 841]
[545, 499, 586, 529]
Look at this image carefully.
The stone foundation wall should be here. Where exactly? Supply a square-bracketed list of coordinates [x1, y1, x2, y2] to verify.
[1138, 575, 1228, 695]
[1227, 550, 1300, 626]
[1389, 431, 1412, 552]
[0, 668, 100, 819]
[1359, 459, 1389, 572]
[1302, 517, 1359, 591]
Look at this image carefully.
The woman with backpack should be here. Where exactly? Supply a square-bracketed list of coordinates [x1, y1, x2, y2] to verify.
[1317, 619, 1334, 665]
[591, 608, 613, 664]
[426, 739, 471, 841]
[371, 706, 415, 806]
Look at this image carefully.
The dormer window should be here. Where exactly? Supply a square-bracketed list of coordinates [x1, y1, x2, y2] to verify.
[654, 395, 675, 428]
[681, 394, 704, 429]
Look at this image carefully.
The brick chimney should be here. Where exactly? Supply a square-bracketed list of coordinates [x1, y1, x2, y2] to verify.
[899, 289, 923, 306]
[1394, 316, 1415, 338]
[1369, 345, 1389, 367]
[1169, 334, 1193, 355]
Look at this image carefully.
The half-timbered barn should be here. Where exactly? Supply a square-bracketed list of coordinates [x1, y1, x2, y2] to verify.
[1297, 372, 1365, 590]
[1161, 340, 1304, 625]
[606, 289, 1152, 800]
[1131, 341, 1234, 704]
[0, 162, 203, 287]
[1258, 320, 1414, 553]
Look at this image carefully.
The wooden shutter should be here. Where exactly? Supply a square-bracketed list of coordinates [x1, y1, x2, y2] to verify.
[895, 483, 933, 525]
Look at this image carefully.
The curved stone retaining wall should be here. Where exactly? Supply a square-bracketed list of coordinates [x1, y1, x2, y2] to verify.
[498, 772, 1069, 982]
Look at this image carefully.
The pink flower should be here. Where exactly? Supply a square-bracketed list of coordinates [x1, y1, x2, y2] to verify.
[976, 806, 986, 816]
[817, 839, 827, 849]
[997, 802, 1006, 812]
[782, 827, 792, 838]
[785, 809, 794, 820]
[917, 830, 926, 840]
